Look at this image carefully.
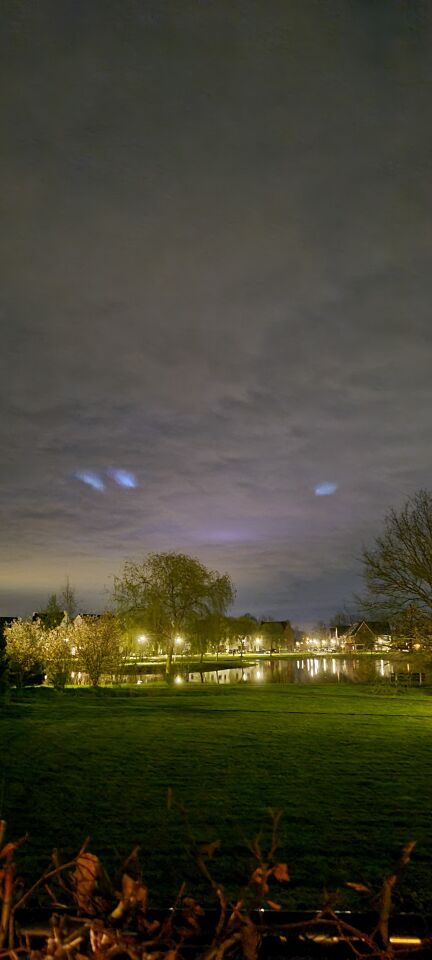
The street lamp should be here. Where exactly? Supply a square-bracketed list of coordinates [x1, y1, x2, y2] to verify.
[175, 636, 184, 653]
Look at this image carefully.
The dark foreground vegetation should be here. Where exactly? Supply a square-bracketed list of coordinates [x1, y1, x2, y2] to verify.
[0, 811, 428, 960]
[2, 684, 432, 914]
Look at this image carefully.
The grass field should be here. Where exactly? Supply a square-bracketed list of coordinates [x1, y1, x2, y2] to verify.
[2, 683, 432, 910]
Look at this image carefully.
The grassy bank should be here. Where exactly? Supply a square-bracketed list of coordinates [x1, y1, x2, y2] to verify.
[2, 684, 432, 909]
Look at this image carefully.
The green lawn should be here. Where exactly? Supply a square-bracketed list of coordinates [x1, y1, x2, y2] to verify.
[2, 684, 432, 910]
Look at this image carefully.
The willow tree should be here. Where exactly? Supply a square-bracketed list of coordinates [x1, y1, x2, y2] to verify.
[113, 552, 235, 675]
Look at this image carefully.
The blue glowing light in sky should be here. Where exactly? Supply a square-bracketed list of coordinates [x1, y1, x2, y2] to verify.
[75, 471, 105, 492]
[108, 468, 138, 488]
[75, 468, 138, 491]
[314, 482, 338, 496]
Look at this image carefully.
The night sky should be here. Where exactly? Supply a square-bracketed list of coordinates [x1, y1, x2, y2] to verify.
[2, 1, 432, 625]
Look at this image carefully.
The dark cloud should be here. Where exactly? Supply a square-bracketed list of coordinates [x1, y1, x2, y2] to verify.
[1, 1, 432, 623]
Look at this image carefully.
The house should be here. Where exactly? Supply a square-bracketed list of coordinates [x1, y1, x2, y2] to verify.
[330, 621, 392, 652]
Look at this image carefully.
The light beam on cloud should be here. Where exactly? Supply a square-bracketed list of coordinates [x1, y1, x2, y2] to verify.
[314, 482, 338, 496]
[108, 468, 138, 488]
[75, 471, 105, 492]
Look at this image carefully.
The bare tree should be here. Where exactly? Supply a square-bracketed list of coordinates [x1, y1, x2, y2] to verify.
[392, 604, 432, 651]
[330, 606, 359, 627]
[60, 577, 78, 619]
[40, 594, 64, 629]
[361, 490, 432, 617]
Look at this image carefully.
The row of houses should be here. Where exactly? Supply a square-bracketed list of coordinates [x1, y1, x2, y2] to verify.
[245, 620, 393, 653]
[0, 615, 393, 654]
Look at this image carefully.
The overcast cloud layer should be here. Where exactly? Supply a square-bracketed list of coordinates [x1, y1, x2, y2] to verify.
[1, 0, 432, 624]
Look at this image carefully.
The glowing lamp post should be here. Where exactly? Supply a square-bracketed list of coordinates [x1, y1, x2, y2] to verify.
[173, 637, 184, 683]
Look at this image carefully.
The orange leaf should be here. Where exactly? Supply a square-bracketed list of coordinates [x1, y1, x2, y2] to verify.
[266, 899, 282, 911]
[73, 852, 100, 912]
[0, 837, 27, 860]
[135, 883, 147, 905]
[110, 900, 125, 920]
[0, 843, 16, 860]
[122, 873, 135, 899]
[111, 873, 148, 918]
[272, 863, 290, 883]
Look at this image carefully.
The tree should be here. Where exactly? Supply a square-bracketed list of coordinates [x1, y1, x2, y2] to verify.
[43, 622, 73, 690]
[391, 605, 432, 652]
[282, 620, 295, 651]
[0, 620, 10, 694]
[4, 619, 45, 688]
[310, 621, 329, 645]
[260, 619, 295, 653]
[361, 490, 432, 618]
[60, 577, 78, 619]
[40, 594, 64, 630]
[225, 614, 259, 653]
[261, 620, 283, 654]
[191, 574, 236, 662]
[73, 614, 123, 688]
[38, 580, 78, 628]
[330, 607, 359, 628]
[113, 552, 235, 675]
[293, 626, 307, 647]
[266, 620, 295, 652]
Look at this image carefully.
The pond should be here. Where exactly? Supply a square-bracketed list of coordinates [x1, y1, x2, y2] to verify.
[135, 656, 430, 686]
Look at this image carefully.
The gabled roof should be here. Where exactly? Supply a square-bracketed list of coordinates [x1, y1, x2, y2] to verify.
[344, 620, 391, 638]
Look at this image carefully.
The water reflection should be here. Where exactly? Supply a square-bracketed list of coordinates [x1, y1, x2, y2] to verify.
[186, 657, 426, 685]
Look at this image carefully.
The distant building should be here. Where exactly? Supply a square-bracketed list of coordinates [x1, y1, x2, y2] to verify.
[329, 621, 392, 652]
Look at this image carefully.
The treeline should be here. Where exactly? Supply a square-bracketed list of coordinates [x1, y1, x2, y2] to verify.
[4, 488, 432, 691]
[0, 552, 294, 691]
